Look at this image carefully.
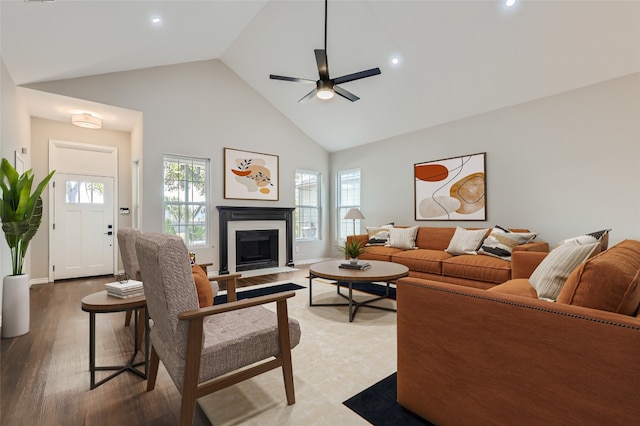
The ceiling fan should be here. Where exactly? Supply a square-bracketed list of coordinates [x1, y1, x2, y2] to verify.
[269, 0, 381, 102]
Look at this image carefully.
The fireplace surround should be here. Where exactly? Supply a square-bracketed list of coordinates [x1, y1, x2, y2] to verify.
[217, 206, 295, 275]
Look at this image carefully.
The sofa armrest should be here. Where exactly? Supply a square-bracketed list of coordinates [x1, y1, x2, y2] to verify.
[396, 278, 640, 425]
[346, 234, 369, 246]
[510, 250, 548, 279]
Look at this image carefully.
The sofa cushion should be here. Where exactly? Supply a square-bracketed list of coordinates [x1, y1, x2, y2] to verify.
[557, 239, 640, 315]
[442, 255, 511, 284]
[529, 242, 599, 301]
[415, 227, 457, 251]
[487, 278, 538, 298]
[392, 249, 453, 275]
[478, 226, 537, 261]
[388, 226, 419, 249]
[445, 227, 489, 255]
[359, 246, 405, 262]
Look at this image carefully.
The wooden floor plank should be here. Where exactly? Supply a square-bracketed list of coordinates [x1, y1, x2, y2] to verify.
[1, 268, 308, 425]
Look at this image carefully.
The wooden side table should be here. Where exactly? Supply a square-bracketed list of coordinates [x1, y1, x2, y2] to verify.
[81, 290, 149, 389]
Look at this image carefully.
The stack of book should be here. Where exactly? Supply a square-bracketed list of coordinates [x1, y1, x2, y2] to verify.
[339, 261, 371, 270]
[105, 279, 144, 299]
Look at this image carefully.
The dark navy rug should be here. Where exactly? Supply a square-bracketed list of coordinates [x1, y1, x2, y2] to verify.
[343, 373, 433, 426]
[214, 282, 305, 304]
[336, 281, 397, 300]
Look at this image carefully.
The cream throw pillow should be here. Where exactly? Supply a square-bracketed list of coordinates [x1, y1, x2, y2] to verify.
[445, 227, 489, 255]
[388, 226, 419, 250]
[529, 242, 599, 301]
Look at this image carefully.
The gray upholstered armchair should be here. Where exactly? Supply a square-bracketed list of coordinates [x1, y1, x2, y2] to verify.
[135, 232, 301, 425]
[117, 227, 143, 327]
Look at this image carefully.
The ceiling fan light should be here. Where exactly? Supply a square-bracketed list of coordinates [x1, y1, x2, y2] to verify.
[72, 113, 102, 129]
[317, 88, 334, 100]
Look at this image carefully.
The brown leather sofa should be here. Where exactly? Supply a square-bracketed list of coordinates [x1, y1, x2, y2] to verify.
[396, 239, 640, 424]
[348, 226, 549, 289]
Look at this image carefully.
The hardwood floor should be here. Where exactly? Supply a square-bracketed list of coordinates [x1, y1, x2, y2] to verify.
[1, 268, 309, 426]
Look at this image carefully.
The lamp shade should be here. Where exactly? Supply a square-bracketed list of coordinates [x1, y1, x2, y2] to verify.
[72, 113, 102, 129]
[344, 208, 365, 220]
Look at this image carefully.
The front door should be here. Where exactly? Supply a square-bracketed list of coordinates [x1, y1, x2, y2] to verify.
[53, 174, 115, 280]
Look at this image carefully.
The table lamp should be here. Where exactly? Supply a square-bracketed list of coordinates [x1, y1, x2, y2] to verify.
[344, 208, 365, 236]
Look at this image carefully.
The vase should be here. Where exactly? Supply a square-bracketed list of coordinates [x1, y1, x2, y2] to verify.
[2, 274, 30, 338]
[349, 258, 359, 265]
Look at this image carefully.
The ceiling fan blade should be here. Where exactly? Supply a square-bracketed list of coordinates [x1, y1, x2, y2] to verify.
[334, 67, 381, 85]
[298, 88, 318, 103]
[270, 74, 316, 84]
[314, 49, 330, 81]
[334, 86, 360, 102]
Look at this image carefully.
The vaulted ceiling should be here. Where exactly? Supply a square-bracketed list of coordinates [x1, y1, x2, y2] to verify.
[2, 0, 639, 152]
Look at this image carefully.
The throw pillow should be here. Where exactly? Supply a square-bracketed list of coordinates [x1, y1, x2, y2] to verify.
[445, 227, 489, 255]
[556, 229, 612, 253]
[529, 242, 599, 301]
[388, 226, 419, 250]
[366, 224, 394, 246]
[192, 264, 213, 308]
[478, 226, 537, 261]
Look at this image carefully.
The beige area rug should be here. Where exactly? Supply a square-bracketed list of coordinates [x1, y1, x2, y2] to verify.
[198, 278, 398, 425]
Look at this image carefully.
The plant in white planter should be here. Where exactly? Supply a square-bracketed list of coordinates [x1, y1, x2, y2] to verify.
[0, 158, 55, 338]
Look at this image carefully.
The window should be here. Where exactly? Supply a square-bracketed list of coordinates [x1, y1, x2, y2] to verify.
[163, 155, 209, 247]
[295, 170, 321, 240]
[337, 169, 361, 240]
[65, 181, 104, 204]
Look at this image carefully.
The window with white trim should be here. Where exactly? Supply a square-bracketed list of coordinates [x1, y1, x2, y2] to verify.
[163, 155, 209, 247]
[337, 168, 361, 240]
[295, 170, 321, 240]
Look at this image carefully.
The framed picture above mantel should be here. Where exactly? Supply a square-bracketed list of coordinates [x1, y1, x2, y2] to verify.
[414, 152, 486, 221]
[224, 148, 279, 201]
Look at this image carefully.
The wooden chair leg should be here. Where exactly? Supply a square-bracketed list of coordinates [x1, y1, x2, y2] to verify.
[276, 299, 295, 405]
[124, 310, 132, 326]
[136, 308, 146, 351]
[147, 345, 160, 391]
[180, 319, 204, 426]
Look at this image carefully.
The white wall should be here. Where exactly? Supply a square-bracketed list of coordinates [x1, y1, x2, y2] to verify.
[330, 72, 640, 247]
[27, 59, 330, 272]
[1, 57, 33, 323]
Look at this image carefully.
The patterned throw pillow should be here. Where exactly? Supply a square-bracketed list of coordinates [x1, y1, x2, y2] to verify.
[445, 227, 489, 255]
[478, 226, 537, 261]
[388, 226, 419, 250]
[556, 229, 612, 253]
[529, 242, 599, 301]
[366, 224, 394, 246]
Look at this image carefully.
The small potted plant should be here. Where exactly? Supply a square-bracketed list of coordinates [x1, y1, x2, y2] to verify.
[337, 238, 367, 264]
[0, 158, 55, 337]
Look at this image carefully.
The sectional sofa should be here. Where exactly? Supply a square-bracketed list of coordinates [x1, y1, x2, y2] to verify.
[348, 226, 549, 289]
[396, 238, 640, 424]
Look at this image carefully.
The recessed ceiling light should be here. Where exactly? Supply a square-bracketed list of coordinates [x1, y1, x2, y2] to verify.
[391, 58, 399, 65]
[151, 17, 161, 24]
[506, 0, 516, 7]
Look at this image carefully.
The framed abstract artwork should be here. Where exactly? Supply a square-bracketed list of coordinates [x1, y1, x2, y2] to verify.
[224, 148, 279, 201]
[414, 152, 486, 221]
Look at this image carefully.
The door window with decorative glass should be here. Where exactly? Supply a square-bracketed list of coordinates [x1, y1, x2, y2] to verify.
[295, 170, 320, 240]
[163, 155, 209, 247]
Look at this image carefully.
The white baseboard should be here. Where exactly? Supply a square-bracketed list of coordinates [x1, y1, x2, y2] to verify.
[29, 277, 50, 287]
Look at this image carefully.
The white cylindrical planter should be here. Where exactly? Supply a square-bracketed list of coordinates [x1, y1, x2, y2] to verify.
[2, 274, 30, 338]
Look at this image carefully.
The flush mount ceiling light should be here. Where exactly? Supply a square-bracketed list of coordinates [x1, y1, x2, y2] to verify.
[71, 113, 102, 129]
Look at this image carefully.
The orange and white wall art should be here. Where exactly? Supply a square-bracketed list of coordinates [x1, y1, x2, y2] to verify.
[224, 148, 279, 201]
[414, 152, 486, 220]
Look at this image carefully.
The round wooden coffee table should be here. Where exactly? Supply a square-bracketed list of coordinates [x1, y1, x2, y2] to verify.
[308, 260, 409, 322]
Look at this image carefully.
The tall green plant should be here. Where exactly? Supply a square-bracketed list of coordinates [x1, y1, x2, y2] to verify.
[0, 158, 55, 275]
